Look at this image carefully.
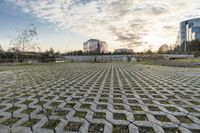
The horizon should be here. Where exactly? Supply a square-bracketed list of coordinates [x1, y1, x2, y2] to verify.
[1, 0, 200, 52]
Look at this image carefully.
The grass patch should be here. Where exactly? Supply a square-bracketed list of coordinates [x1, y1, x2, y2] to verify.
[37, 109, 53, 115]
[65, 102, 76, 108]
[113, 113, 127, 120]
[0, 106, 6, 109]
[113, 125, 129, 133]
[184, 107, 198, 113]
[113, 99, 123, 103]
[22, 119, 40, 127]
[21, 108, 35, 114]
[42, 120, 60, 129]
[176, 116, 193, 123]
[80, 104, 91, 109]
[45, 96, 55, 100]
[134, 114, 148, 121]
[64, 122, 82, 131]
[1, 117, 20, 126]
[89, 123, 104, 133]
[37, 101, 46, 106]
[148, 106, 161, 111]
[128, 99, 138, 104]
[99, 99, 108, 103]
[165, 106, 179, 112]
[154, 115, 171, 122]
[6, 106, 20, 112]
[85, 98, 94, 102]
[58, 96, 67, 100]
[131, 106, 142, 111]
[97, 104, 107, 110]
[21, 100, 33, 105]
[190, 101, 200, 105]
[113, 105, 125, 110]
[74, 111, 87, 118]
[143, 100, 153, 104]
[93, 112, 106, 119]
[190, 129, 200, 133]
[163, 128, 181, 133]
[140, 95, 149, 98]
[50, 102, 61, 107]
[138, 126, 155, 133]
[159, 100, 170, 104]
[71, 98, 81, 101]
[53, 110, 69, 116]
[101, 94, 109, 98]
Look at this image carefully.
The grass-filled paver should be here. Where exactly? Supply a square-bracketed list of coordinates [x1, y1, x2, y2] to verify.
[93, 112, 106, 119]
[113, 125, 129, 133]
[113, 113, 127, 120]
[6, 107, 20, 113]
[1, 117, 21, 126]
[64, 122, 82, 131]
[154, 115, 171, 122]
[89, 123, 104, 133]
[74, 111, 87, 118]
[22, 119, 40, 127]
[163, 128, 181, 133]
[0, 63, 200, 132]
[21, 108, 35, 114]
[42, 120, 60, 129]
[138, 126, 155, 133]
[134, 114, 148, 121]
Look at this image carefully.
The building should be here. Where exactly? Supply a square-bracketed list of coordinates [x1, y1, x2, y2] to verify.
[114, 48, 134, 54]
[179, 18, 200, 51]
[83, 39, 108, 53]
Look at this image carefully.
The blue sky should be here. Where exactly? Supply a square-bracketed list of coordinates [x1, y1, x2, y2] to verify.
[1, 0, 200, 52]
[0, 0, 89, 52]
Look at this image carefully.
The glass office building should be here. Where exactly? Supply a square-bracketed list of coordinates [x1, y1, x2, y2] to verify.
[179, 18, 200, 50]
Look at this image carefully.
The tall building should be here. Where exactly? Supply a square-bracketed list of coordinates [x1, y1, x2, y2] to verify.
[83, 39, 108, 53]
[179, 18, 200, 51]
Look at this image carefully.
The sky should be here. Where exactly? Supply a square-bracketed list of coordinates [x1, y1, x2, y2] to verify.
[1, 0, 200, 52]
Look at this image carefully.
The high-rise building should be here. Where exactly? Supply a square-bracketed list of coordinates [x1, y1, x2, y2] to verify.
[179, 18, 200, 51]
[83, 39, 108, 53]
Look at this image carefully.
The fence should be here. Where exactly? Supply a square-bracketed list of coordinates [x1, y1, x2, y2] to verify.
[63, 55, 136, 62]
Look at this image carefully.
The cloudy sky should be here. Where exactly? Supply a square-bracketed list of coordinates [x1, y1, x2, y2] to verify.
[1, 0, 200, 52]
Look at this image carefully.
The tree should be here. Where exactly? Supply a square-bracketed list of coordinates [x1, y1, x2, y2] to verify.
[187, 40, 200, 52]
[158, 44, 169, 54]
[9, 24, 38, 62]
[41, 48, 56, 62]
[0, 44, 3, 52]
[145, 49, 153, 54]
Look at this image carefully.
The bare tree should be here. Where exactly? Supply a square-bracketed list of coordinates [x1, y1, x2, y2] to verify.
[0, 44, 4, 53]
[10, 24, 38, 62]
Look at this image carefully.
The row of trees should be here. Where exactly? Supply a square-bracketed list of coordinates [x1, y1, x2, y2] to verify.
[0, 24, 61, 63]
[0, 46, 61, 63]
[157, 40, 200, 55]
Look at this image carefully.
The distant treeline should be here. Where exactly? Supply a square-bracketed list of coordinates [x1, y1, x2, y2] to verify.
[158, 40, 200, 57]
[0, 48, 61, 63]
[0, 47, 135, 63]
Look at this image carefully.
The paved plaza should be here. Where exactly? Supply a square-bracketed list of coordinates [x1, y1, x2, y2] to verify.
[0, 63, 200, 133]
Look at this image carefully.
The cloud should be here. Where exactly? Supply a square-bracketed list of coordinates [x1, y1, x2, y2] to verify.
[134, 3, 169, 15]
[5, 0, 200, 51]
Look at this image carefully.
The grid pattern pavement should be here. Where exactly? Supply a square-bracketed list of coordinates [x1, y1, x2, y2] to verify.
[0, 63, 200, 133]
